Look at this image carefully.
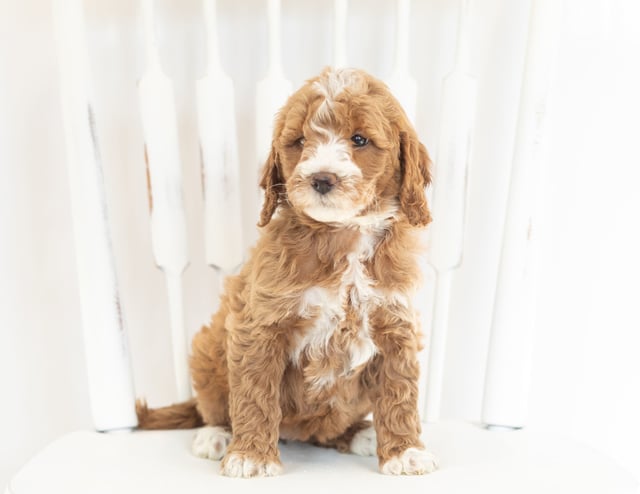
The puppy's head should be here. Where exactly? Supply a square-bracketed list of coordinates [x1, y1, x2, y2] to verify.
[259, 67, 432, 228]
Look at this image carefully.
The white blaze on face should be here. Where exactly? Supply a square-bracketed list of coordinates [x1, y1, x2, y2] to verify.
[297, 136, 361, 181]
[287, 68, 370, 224]
[297, 141, 363, 222]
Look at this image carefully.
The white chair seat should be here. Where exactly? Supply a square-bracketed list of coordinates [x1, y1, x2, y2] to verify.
[5, 420, 637, 494]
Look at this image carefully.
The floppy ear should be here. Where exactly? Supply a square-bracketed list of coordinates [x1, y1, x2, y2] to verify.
[399, 130, 432, 227]
[257, 146, 285, 227]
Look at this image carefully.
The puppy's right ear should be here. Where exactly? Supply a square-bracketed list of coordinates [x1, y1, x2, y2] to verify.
[258, 146, 285, 227]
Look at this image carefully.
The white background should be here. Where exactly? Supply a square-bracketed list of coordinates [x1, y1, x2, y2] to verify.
[1, 0, 639, 487]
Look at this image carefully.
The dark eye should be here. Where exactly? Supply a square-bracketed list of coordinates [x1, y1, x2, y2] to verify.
[295, 136, 306, 147]
[351, 134, 369, 147]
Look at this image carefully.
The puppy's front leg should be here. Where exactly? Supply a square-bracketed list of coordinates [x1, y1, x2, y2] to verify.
[221, 326, 286, 478]
[372, 319, 438, 475]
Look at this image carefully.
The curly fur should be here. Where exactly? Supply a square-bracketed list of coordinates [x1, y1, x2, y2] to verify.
[138, 67, 435, 477]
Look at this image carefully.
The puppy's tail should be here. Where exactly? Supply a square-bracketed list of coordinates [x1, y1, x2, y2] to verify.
[135, 398, 204, 430]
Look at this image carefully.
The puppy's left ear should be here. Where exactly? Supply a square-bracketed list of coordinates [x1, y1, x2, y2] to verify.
[399, 129, 432, 226]
[257, 146, 285, 227]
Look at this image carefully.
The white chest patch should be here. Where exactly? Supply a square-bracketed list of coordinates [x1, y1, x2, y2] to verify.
[292, 232, 383, 376]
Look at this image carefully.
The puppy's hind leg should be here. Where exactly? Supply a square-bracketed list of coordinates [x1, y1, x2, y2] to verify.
[190, 313, 231, 428]
[315, 420, 377, 457]
[190, 315, 234, 462]
[192, 425, 232, 460]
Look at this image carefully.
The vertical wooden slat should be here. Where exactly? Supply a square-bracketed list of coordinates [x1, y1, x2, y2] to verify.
[52, 0, 137, 431]
[386, 0, 417, 124]
[137, 0, 191, 401]
[198, 0, 244, 277]
[333, 0, 348, 68]
[482, 0, 562, 429]
[424, 0, 477, 423]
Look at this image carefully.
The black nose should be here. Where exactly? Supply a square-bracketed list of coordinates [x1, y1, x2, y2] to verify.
[311, 172, 338, 195]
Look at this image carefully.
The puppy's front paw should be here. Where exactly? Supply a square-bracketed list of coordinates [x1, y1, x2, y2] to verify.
[221, 452, 283, 478]
[381, 447, 438, 475]
[192, 426, 232, 460]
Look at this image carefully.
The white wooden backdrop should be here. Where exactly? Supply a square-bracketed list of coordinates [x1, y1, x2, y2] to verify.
[1, 0, 639, 486]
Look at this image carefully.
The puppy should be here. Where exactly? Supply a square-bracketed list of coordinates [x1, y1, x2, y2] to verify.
[137, 67, 437, 477]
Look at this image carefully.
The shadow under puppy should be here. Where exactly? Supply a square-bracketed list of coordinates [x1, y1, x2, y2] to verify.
[137, 67, 438, 477]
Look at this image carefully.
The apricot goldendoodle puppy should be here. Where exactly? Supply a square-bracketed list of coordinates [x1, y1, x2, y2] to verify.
[137, 67, 438, 478]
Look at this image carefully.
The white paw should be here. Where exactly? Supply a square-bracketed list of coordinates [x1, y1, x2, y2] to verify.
[381, 447, 438, 475]
[350, 426, 377, 456]
[192, 426, 232, 461]
[221, 453, 283, 478]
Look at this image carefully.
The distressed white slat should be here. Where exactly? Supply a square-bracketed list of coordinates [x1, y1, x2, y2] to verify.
[424, 0, 477, 423]
[482, 0, 562, 429]
[198, 0, 244, 275]
[386, 0, 417, 124]
[52, 0, 137, 432]
[137, 0, 191, 401]
[333, 0, 348, 68]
